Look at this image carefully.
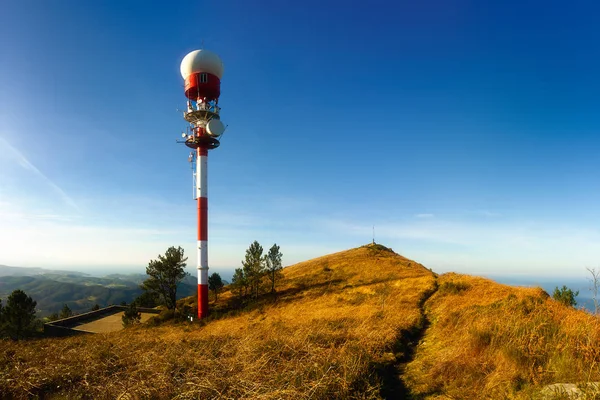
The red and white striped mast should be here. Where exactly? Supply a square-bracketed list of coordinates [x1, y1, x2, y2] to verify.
[179, 49, 226, 319]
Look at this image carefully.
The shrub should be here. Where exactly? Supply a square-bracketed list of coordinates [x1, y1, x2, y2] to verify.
[439, 281, 470, 295]
[146, 309, 182, 326]
[122, 304, 141, 327]
[552, 285, 579, 307]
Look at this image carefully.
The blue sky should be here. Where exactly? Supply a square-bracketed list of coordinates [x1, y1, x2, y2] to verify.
[1, 0, 599, 279]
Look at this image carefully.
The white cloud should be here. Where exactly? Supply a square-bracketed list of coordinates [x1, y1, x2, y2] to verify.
[0, 137, 79, 211]
[415, 213, 435, 219]
[473, 210, 501, 217]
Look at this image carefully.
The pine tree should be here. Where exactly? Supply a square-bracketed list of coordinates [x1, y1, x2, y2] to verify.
[231, 268, 247, 298]
[141, 246, 188, 310]
[265, 244, 283, 293]
[242, 241, 265, 298]
[208, 272, 224, 301]
[3, 290, 38, 340]
[60, 304, 73, 319]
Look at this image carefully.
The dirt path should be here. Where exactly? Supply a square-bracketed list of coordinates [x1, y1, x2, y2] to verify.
[379, 278, 439, 399]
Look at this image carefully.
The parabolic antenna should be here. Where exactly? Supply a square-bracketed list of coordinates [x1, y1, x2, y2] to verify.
[206, 119, 225, 137]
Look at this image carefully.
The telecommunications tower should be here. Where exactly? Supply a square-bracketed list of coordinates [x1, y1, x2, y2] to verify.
[178, 49, 226, 319]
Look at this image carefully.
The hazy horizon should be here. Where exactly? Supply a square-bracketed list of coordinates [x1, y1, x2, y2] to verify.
[3, 261, 597, 314]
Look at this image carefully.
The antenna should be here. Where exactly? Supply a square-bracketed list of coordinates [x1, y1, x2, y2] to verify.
[372, 226, 375, 245]
[178, 48, 225, 320]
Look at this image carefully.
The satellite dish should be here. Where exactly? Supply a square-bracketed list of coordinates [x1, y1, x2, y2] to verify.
[181, 132, 187, 138]
[206, 119, 225, 137]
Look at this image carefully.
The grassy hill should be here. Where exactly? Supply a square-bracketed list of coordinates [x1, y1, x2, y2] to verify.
[1, 245, 599, 399]
[404, 273, 600, 399]
[0, 244, 436, 398]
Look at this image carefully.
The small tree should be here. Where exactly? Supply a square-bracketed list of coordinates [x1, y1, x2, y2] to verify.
[553, 285, 579, 307]
[231, 268, 247, 298]
[91, 304, 100, 311]
[122, 303, 141, 327]
[208, 272, 224, 302]
[141, 246, 188, 310]
[587, 267, 600, 315]
[242, 241, 265, 298]
[3, 290, 38, 340]
[60, 304, 73, 319]
[265, 244, 283, 293]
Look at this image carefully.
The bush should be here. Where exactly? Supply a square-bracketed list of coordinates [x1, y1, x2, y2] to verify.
[439, 281, 470, 295]
[47, 312, 59, 322]
[365, 243, 395, 254]
[553, 285, 578, 307]
[122, 304, 141, 327]
[147, 309, 176, 327]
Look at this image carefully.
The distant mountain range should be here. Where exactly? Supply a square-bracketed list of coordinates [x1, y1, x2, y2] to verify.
[0, 265, 89, 277]
[0, 266, 197, 316]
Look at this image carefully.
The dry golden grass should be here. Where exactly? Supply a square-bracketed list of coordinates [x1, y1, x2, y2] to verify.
[0, 244, 436, 399]
[404, 273, 600, 399]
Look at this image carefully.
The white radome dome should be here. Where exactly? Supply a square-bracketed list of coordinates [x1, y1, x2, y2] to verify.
[180, 49, 224, 80]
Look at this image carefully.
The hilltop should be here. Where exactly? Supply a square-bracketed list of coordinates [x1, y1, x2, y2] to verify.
[1, 245, 599, 399]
